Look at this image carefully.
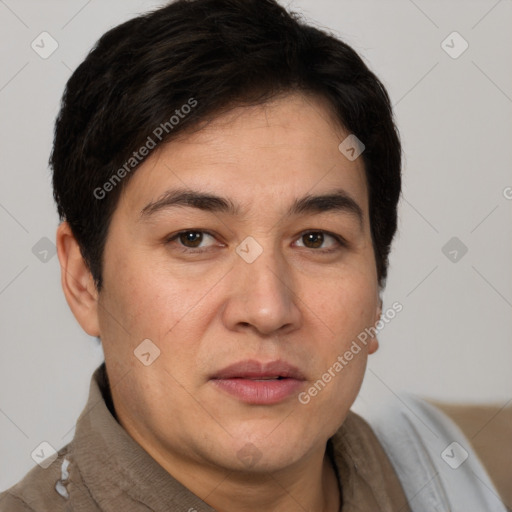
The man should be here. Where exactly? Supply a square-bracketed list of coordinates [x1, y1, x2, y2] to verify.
[0, 1, 506, 511]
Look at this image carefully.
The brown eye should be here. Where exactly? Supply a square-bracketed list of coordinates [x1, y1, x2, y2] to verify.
[302, 232, 324, 248]
[179, 231, 204, 247]
[165, 230, 221, 254]
[294, 231, 343, 252]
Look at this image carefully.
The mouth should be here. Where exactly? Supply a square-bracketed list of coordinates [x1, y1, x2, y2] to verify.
[210, 359, 306, 405]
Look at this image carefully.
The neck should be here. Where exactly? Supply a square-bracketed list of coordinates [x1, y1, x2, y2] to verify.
[123, 414, 340, 512]
[201, 450, 340, 512]
[163, 443, 339, 512]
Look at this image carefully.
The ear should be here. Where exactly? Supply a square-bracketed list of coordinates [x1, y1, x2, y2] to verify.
[56, 222, 100, 337]
[368, 296, 382, 355]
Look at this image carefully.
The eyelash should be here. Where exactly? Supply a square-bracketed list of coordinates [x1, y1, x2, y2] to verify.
[164, 229, 347, 254]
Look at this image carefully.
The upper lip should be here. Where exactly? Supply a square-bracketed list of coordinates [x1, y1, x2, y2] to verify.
[211, 359, 306, 380]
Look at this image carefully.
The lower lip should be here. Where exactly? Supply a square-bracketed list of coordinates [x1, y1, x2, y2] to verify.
[211, 378, 304, 405]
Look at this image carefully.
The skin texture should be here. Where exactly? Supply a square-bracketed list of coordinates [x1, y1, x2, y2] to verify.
[57, 93, 382, 512]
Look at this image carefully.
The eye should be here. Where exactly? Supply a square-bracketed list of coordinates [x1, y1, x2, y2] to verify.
[166, 230, 218, 252]
[294, 231, 344, 252]
[165, 229, 346, 255]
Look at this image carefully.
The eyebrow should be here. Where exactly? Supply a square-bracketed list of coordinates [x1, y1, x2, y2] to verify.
[139, 187, 364, 227]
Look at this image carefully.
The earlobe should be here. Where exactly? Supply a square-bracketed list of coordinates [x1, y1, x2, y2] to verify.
[368, 298, 382, 355]
[368, 334, 379, 355]
[56, 222, 100, 337]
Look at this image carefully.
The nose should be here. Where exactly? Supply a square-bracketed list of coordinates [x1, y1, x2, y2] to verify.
[221, 241, 302, 337]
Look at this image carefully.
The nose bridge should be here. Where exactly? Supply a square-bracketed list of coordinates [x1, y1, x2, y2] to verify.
[238, 236, 291, 303]
[224, 235, 301, 335]
[246, 245, 286, 294]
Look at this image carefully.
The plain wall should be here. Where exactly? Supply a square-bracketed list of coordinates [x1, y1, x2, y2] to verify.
[1, 0, 511, 491]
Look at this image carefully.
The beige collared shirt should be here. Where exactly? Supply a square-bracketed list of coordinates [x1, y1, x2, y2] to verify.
[0, 364, 410, 511]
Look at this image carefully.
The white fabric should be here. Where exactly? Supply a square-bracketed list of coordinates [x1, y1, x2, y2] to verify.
[357, 394, 507, 512]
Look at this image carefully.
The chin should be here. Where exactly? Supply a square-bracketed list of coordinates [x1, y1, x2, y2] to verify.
[212, 428, 316, 474]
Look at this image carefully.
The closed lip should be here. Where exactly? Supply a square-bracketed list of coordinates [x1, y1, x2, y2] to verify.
[210, 359, 306, 381]
[210, 359, 306, 405]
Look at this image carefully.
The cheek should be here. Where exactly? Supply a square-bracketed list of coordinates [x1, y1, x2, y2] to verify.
[308, 270, 378, 340]
[102, 254, 193, 335]
[100, 257, 224, 382]
[299, 282, 375, 434]
[300, 268, 378, 403]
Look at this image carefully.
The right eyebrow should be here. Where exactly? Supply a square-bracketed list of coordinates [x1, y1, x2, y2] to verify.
[139, 188, 240, 219]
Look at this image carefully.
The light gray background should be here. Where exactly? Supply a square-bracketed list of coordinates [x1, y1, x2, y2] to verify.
[1, 0, 511, 491]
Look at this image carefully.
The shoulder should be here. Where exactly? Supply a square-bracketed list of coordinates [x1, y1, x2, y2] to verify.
[431, 400, 512, 511]
[0, 445, 72, 512]
[0, 493, 35, 512]
[355, 393, 509, 512]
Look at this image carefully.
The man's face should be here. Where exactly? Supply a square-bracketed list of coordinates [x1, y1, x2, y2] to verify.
[95, 93, 381, 474]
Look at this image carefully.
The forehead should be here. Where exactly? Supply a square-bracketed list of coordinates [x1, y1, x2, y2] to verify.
[116, 92, 369, 221]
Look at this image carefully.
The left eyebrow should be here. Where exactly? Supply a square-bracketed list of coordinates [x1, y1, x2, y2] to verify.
[289, 190, 364, 228]
[139, 187, 364, 228]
